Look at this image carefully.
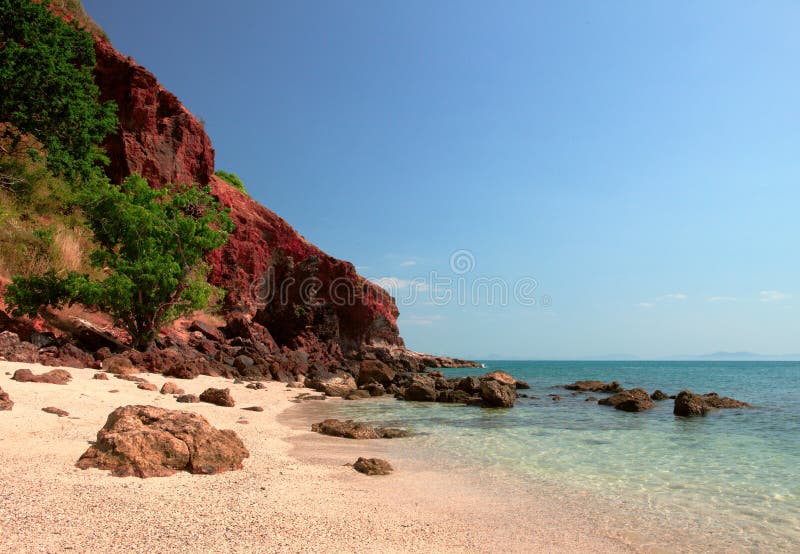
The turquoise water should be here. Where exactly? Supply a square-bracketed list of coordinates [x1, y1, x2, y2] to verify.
[321, 361, 800, 551]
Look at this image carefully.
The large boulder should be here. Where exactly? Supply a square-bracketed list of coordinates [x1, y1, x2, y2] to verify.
[0, 387, 13, 410]
[455, 376, 482, 394]
[188, 320, 225, 343]
[306, 373, 357, 398]
[353, 457, 393, 476]
[479, 379, 516, 408]
[674, 390, 750, 417]
[199, 388, 235, 407]
[0, 331, 38, 363]
[311, 419, 409, 439]
[598, 388, 655, 412]
[76, 405, 249, 477]
[482, 370, 516, 387]
[651, 389, 669, 401]
[12, 368, 72, 385]
[356, 360, 396, 387]
[402, 374, 437, 402]
[564, 380, 624, 393]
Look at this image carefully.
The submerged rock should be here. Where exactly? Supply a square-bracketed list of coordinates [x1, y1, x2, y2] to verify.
[651, 389, 669, 401]
[311, 419, 409, 439]
[76, 405, 248, 478]
[563, 380, 624, 393]
[353, 457, 393, 476]
[598, 388, 655, 412]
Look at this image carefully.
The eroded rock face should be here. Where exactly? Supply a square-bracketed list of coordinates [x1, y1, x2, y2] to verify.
[0, 387, 13, 410]
[311, 419, 409, 439]
[353, 457, 393, 476]
[76, 405, 248, 478]
[598, 388, 655, 412]
[12, 368, 72, 385]
[674, 390, 751, 417]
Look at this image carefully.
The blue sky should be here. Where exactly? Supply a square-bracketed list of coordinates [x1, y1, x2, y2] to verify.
[85, 1, 800, 359]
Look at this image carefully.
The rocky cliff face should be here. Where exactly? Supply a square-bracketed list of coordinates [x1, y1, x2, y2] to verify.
[89, 36, 414, 370]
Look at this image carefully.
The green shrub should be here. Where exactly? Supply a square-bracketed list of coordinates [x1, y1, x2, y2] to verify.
[215, 170, 248, 195]
[6, 175, 234, 349]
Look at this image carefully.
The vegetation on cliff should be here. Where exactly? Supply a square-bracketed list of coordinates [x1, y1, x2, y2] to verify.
[6, 175, 233, 349]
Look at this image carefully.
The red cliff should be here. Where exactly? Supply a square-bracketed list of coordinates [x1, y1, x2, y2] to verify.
[90, 37, 405, 364]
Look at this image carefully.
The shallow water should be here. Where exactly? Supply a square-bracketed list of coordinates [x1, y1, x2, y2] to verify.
[314, 361, 800, 552]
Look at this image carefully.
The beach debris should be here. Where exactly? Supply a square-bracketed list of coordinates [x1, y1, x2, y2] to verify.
[311, 419, 409, 439]
[137, 383, 158, 391]
[115, 374, 147, 383]
[200, 387, 235, 407]
[246, 382, 267, 390]
[42, 406, 69, 417]
[651, 390, 669, 401]
[12, 368, 72, 385]
[242, 406, 264, 412]
[598, 388, 655, 412]
[353, 457, 393, 476]
[0, 387, 13, 410]
[563, 380, 624, 393]
[176, 394, 200, 403]
[76, 405, 249, 478]
[93, 373, 109, 380]
[160, 381, 184, 395]
[674, 390, 751, 417]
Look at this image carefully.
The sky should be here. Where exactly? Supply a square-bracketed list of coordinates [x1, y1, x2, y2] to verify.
[84, 0, 800, 359]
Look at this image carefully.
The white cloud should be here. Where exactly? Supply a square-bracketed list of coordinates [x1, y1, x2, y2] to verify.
[760, 290, 789, 302]
[660, 293, 688, 301]
[709, 296, 737, 302]
[637, 292, 687, 308]
[400, 260, 417, 267]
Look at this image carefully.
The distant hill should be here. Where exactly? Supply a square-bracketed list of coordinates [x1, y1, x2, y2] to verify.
[670, 351, 800, 361]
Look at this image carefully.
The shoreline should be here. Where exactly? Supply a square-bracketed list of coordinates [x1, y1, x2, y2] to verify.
[0, 360, 639, 553]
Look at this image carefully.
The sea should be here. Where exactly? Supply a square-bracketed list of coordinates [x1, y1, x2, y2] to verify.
[311, 361, 800, 552]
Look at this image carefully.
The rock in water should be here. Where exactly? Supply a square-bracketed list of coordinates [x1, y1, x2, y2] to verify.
[564, 380, 624, 393]
[0, 387, 13, 410]
[651, 389, 669, 401]
[311, 419, 409, 439]
[12, 368, 72, 385]
[76, 405, 249, 478]
[479, 379, 516, 407]
[674, 390, 750, 417]
[353, 457, 393, 476]
[598, 388, 655, 412]
[199, 388, 235, 407]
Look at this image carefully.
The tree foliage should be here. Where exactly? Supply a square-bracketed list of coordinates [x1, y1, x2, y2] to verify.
[0, 0, 117, 181]
[6, 175, 234, 349]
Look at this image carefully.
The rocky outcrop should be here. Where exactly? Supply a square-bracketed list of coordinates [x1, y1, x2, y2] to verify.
[0, 387, 13, 410]
[311, 419, 409, 440]
[563, 380, 624, 393]
[76, 405, 248, 478]
[598, 388, 655, 412]
[12, 368, 72, 385]
[353, 457, 393, 476]
[674, 390, 751, 417]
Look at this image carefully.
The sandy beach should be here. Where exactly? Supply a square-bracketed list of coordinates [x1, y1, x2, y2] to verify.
[0, 361, 639, 553]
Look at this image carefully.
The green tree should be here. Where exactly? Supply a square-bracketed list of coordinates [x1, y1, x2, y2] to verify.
[0, 0, 117, 181]
[6, 175, 234, 349]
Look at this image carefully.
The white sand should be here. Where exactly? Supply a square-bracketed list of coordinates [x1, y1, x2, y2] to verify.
[0, 361, 639, 553]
